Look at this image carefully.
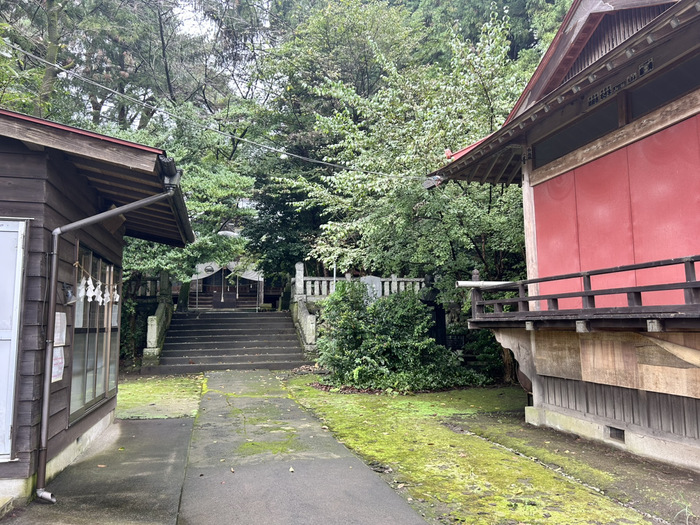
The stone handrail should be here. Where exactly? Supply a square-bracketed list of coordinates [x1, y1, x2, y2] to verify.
[293, 262, 424, 301]
[142, 301, 174, 365]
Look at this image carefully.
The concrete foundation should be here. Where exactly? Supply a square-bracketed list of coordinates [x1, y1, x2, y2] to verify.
[526, 405, 700, 473]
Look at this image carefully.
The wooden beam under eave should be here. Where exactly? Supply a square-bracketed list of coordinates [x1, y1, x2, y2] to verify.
[21, 140, 44, 151]
[464, 161, 483, 183]
[492, 149, 517, 184]
[444, 158, 469, 178]
[72, 157, 163, 188]
[125, 214, 179, 232]
[0, 115, 158, 174]
[125, 214, 178, 232]
[445, 160, 477, 182]
[506, 161, 522, 185]
[107, 199, 174, 219]
[85, 174, 165, 197]
[92, 184, 162, 205]
[480, 153, 501, 184]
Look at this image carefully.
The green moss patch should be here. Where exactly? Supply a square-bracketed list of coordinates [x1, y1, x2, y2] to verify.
[286, 375, 649, 524]
[236, 433, 304, 456]
[117, 374, 204, 419]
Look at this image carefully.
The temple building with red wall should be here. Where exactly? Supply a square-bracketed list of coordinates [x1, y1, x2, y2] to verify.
[432, 0, 700, 470]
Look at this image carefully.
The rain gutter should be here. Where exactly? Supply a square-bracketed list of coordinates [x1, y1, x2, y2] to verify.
[36, 173, 183, 503]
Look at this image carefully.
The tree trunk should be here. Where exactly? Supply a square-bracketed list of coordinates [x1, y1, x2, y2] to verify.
[34, 0, 61, 117]
[501, 348, 517, 384]
[89, 94, 103, 125]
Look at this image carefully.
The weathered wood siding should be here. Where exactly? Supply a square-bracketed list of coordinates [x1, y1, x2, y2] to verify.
[0, 137, 123, 479]
[533, 331, 700, 399]
[542, 376, 700, 441]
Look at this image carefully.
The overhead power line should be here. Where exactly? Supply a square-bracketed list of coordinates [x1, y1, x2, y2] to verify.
[3, 41, 427, 181]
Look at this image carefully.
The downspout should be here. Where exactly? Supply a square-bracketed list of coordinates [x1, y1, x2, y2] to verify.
[36, 188, 177, 504]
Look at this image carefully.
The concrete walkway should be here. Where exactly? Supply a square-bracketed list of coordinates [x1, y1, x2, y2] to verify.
[1, 370, 428, 525]
[1, 418, 192, 525]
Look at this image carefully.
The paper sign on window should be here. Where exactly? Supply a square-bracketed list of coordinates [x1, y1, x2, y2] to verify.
[52, 347, 64, 383]
[54, 312, 67, 346]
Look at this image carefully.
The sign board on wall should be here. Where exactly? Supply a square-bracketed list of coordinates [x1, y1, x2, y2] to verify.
[51, 347, 64, 383]
[51, 312, 67, 382]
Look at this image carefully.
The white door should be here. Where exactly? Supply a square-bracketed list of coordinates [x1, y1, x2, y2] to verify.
[0, 220, 27, 459]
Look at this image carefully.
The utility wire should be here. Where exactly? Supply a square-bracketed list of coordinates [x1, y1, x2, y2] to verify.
[4, 40, 427, 180]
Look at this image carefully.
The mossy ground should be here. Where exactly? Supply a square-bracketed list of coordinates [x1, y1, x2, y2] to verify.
[116, 372, 698, 524]
[286, 375, 654, 524]
[116, 374, 204, 419]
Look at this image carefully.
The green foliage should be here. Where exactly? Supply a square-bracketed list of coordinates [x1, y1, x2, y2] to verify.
[462, 329, 506, 382]
[242, 0, 424, 277]
[109, 103, 254, 282]
[119, 297, 155, 364]
[242, 172, 325, 277]
[526, 0, 575, 49]
[291, 9, 528, 295]
[0, 0, 570, 314]
[317, 282, 489, 392]
[243, 0, 568, 285]
[0, 30, 42, 113]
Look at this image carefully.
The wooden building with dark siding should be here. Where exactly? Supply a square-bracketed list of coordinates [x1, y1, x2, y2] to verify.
[432, 0, 700, 470]
[0, 109, 193, 504]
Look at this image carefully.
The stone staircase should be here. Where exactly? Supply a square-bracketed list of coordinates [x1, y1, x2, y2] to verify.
[141, 310, 312, 374]
[0, 496, 12, 520]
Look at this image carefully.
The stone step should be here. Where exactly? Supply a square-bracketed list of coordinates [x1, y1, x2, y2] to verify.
[163, 332, 299, 348]
[166, 326, 297, 335]
[161, 346, 304, 357]
[0, 497, 12, 520]
[174, 310, 290, 317]
[141, 360, 311, 375]
[169, 319, 292, 328]
[150, 308, 308, 374]
[166, 330, 297, 343]
[160, 353, 306, 365]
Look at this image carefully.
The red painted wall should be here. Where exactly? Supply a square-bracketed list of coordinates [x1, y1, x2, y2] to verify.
[533, 115, 700, 308]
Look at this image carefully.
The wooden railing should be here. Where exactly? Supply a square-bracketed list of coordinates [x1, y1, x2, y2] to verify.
[462, 255, 700, 328]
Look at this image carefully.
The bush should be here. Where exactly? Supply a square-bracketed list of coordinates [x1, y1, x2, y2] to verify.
[462, 329, 509, 383]
[316, 281, 490, 392]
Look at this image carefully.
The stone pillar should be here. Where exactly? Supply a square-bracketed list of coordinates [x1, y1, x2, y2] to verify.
[158, 270, 172, 304]
[294, 262, 304, 298]
[258, 277, 265, 308]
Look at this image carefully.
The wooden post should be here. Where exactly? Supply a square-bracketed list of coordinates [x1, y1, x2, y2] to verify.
[518, 283, 529, 312]
[627, 291, 642, 307]
[582, 274, 596, 309]
[684, 260, 699, 305]
[471, 269, 484, 318]
[471, 288, 484, 318]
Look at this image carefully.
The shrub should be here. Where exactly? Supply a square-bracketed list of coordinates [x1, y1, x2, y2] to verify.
[462, 329, 509, 383]
[316, 281, 490, 392]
